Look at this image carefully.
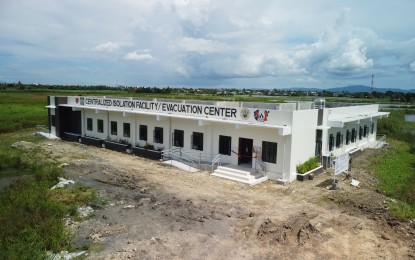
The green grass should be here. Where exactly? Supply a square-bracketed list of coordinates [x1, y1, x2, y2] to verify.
[374, 110, 415, 219]
[0, 131, 96, 259]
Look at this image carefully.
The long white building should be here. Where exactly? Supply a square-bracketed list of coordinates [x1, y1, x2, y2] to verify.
[47, 96, 388, 184]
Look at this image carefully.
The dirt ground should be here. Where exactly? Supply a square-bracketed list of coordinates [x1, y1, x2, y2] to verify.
[37, 140, 415, 259]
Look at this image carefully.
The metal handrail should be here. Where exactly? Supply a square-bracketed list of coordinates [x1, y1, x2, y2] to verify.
[163, 147, 221, 171]
[255, 158, 267, 176]
[169, 152, 197, 171]
[376, 134, 387, 148]
[211, 154, 221, 172]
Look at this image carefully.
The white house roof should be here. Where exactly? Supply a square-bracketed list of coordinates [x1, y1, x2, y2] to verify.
[328, 111, 389, 128]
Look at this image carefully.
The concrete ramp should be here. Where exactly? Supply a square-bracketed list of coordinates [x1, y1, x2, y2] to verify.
[36, 132, 60, 140]
[162, 160, 198, 172]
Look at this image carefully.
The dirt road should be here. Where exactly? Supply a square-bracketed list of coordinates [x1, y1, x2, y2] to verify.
[42, 140, 415, 259]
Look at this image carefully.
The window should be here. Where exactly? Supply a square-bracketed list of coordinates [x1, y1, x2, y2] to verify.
[371, 122, 375, 135]
[329, 134, 334, 151]
[87, 118, 93, 131]
[139, 125, 147, 141]
[219, 135, 231, 156]
[51, 115, 56, 127]
[351, 128, 357, 143]
[173, 129, 184, 147]
[262, 141, 277, 164]
[97, 119, 104, 133]
[111, 121, 117, 135]
[335, 132, 343, 148]
[346, 129, 350, 145]
[123, 123, 130, 138]
[359, 126, 363, 140]
[364, 125, 369, 137]
[315, 130, 322, 156]
[192, 132, 203, 151]
[154, 127, 163, 144]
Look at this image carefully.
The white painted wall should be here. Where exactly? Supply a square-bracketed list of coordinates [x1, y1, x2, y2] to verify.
[288, 109, 319, 181]
[49, 96, 387, 183]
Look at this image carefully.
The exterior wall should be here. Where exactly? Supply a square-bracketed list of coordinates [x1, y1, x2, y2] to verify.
[170, 118, 209, 153]
[134, 114, 170, 150]
[288, 109, 319, 181]
[326, 119, 378, 156]
[84, 109, 109, 140]
[210, 122, 288, 180]
[49, 97, 57, 136]
[47, 95, 387, 184]
[321, 104, 381, 156]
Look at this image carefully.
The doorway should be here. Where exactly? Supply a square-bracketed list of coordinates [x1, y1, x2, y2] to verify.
[238, 138, 253, 166]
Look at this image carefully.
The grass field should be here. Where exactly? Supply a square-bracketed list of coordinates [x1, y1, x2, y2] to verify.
[374, 110, 415, 219]
[0, 88, 414, 257]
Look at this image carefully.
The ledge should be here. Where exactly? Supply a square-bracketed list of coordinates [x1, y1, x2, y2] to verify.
[103, 140, 130, 153]
[63, 132, 81, 142]
[81, 136, 103, 147]
[296, 165, 323, 181]
[132, 146, 162, 160]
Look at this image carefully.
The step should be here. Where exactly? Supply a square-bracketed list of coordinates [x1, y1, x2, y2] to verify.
[216, 166, 253, 177]
[212, 166, 268, 185]
[212, 171, 268, 185]
[212, 170, 254, 182]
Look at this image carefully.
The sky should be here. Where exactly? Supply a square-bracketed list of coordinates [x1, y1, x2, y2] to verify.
[1, 0, 415, 89]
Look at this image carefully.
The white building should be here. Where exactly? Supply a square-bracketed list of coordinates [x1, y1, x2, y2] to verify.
[47, 96, 388, 184]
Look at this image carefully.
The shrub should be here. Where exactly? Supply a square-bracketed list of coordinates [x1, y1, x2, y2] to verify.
[297, 157, 320, 174]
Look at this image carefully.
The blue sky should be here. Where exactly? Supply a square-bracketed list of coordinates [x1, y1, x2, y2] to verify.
[1, 0, 415, 89]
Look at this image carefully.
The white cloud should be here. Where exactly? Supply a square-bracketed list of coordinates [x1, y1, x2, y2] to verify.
[1, 0, 415, 88]
[123, 51, 155, 61]
[176, 37, 229, 54]
[92, 42, 119, 53]
[171, 0, 213, 27]
[327, 38, 373, 74]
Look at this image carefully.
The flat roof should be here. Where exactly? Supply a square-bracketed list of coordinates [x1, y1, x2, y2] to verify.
[328, 111, 389, 127]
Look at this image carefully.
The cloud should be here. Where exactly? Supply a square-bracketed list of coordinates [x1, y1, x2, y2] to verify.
[411, 61, 415, 72]
[326, 38, 373, 75]
[1, 0, 415, 88]
[171, 0, 213, 27]
[123, 51, 155, 61]
[175, 37, 229, 54]
[92, 42, 120, 53]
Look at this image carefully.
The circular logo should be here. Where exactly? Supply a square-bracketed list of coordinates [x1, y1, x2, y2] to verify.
[240, 108, 250, 120]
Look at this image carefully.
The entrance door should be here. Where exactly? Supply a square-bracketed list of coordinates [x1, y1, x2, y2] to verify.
[238, 138, 253, 165]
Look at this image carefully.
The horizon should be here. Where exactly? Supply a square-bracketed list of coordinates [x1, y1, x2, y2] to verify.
[3, 82, 415, 93]
[1, 1, 415, 89]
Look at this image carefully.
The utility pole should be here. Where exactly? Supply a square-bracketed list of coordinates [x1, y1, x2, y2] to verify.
[371, 74, 375, 95]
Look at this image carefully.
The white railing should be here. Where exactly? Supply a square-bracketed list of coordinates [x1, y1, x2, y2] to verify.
[255, 159, 267, 176]
[162, 147, 221, 171]
[372, 134, 388, 149]
[211, 154, 221, 172]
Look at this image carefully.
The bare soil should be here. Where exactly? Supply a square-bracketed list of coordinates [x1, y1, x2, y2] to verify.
[38, 140, 415, 259]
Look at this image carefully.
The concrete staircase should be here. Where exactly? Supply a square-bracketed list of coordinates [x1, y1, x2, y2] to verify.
[212, 166, 268, 185]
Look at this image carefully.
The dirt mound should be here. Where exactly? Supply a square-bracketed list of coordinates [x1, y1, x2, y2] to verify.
[257, 213, 318, 246]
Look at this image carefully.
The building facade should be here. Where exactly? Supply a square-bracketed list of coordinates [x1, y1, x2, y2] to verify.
[47, 96, 388, 183]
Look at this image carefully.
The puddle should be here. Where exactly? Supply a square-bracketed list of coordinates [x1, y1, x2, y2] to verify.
[405, 114, 415, 122]
[0, 175, 20, 192]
